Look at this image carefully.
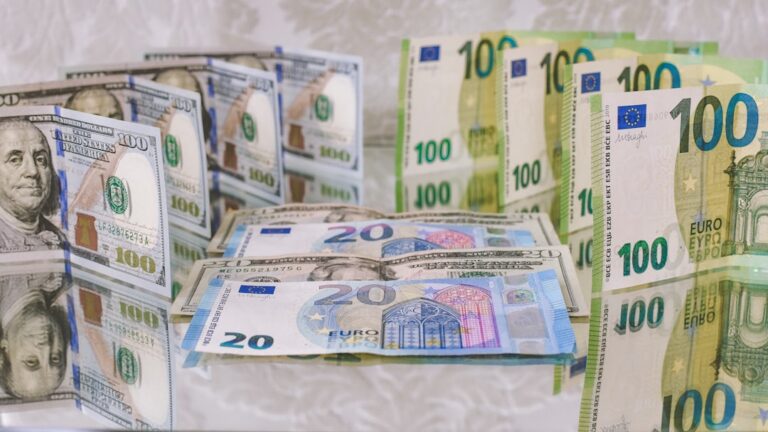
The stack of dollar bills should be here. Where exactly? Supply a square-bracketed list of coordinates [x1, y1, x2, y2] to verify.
[0, 45, 364, 429]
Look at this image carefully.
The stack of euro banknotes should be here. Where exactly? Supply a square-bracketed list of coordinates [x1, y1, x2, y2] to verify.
[396, 30, 768, 431]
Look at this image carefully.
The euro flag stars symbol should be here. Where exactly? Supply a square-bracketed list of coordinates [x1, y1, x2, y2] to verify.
[617, 104, 647, 130]
[419, 45, 440, 62]
[511, 59, 527, 78]
[581, 72, 601, 93]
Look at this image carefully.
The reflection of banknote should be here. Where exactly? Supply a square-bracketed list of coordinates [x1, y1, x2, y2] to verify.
[561, 55, 768, 240]
[0, 262, 75, 408]
[396, 163, 499, 213]
[146, 47, 364, 176]
[591, 85, 768, 293]
[0, 76, 210, 237]
[225, 220, 552, 259]
[72, 270, 174, 430]
[62, 59, 284, 203]
[209, 203, 554, 256]
[169, 229, 208, 300]
[285, 167, 363, 205]
[580, 267, 768, 431]
[183, 274, 576, 356]
[0, 106, 171, 297]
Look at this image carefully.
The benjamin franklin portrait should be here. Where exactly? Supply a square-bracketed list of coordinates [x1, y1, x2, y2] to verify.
[0, 271, 70, 400]
[63, 87, 123, 120]
[0, 118, 65, 253]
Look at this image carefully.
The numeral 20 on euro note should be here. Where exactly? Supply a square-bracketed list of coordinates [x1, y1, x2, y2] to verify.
[324, 223, 393, 243]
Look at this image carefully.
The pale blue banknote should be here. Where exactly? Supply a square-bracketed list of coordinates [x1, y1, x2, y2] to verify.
[182, 272, 576, 357]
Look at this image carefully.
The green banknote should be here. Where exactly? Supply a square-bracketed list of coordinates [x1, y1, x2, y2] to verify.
[562, 55, 768, 241]
[0, 75, 211, 237]
[591, 84, 768, 294]
[62, 59, 284, 203]
[145, 47, 363, 177]
[0, 105, 171, 297]
[497, 40, 679, 215]
[72, 270, 174, 430]
[580, 266, 768, 432]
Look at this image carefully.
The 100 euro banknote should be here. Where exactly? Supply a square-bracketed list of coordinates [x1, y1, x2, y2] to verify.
[580, 267, 768, 432]
[0, 75, 211, 237]
[63, 59, 284, 203]
[146, 47, 364, 176]
[183, 274, 575, 357]
[562, 55, 768, 239]
[0, 106, 171, 296]
[224, 219, 555, 259]
[591, 84, 768, 293]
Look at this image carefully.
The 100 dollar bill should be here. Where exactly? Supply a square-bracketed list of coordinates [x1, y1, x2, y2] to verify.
[183, 274, 576, 357]
[0, 106, 171, 296]
[63, 59, 284, 203]
[591, 84, 768, 293]
[0, 75, 211, 237]
[146, 47, 364, 177]
[580, 267, 768, 431]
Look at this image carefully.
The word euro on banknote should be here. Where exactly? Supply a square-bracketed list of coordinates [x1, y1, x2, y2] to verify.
[175, 245, 583, 320]
[183, 274, 576, 357]
[0, 106, 171, 296]
[145, 47, 364, 176]
[579, 267, 768, 432]
[561, 55, 768, 239]
[591, 84, 768, 293]
[72, 270, 174, 430]
[0, 75, 210, 237]
[224, 219, 556, 259]
[62, 59, 284, 203]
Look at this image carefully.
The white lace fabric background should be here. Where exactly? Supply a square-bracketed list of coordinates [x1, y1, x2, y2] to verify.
[1, 0, 766, 430]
